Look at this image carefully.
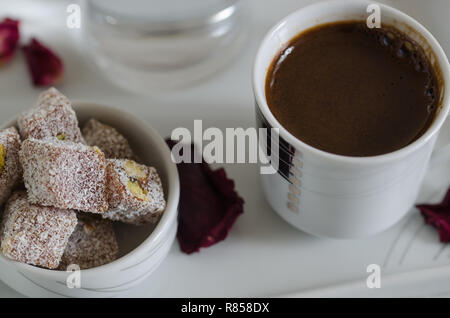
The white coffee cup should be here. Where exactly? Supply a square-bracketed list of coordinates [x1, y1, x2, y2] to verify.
[253, 0, 450, 238]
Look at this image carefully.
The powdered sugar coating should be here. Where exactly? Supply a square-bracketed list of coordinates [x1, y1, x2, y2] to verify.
[20, 138, 108, 213]
[58, 213, 118, 270]
[103, 159, 166, 225]
[0, 191, 77, 269]
[82, 118, 135, 160]
[0, 127, 22, 206]
[18, 87, 84, 143]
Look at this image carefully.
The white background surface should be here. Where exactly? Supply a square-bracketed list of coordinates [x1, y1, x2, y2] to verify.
[1, 0, 450, 297]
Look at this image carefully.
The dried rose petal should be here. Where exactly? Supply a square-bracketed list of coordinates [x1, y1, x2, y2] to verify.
[22, 38, 63, 86]
[166, 139, 244, 254]
[417, 188, 450, 242]
[0, 18, 19, 65]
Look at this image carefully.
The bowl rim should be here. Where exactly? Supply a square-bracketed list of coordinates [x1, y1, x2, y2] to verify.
[0, 101, 180, 279]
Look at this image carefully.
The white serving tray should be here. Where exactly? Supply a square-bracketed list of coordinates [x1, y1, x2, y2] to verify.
[0, 0, 450, 297]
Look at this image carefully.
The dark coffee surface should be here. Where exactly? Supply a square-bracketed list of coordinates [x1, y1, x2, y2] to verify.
[266, 21, 440, 157]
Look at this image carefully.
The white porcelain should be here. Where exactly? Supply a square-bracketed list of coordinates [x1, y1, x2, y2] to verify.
[253, 0, 450, 238]
[0, 102, 180, 297]
[83, 0, 246, 93]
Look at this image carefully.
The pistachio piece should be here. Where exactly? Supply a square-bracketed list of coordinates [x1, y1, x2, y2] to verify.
[124, 160, 147, 179]
[127, 180, 149, 201]
[0, 143, 5, 174]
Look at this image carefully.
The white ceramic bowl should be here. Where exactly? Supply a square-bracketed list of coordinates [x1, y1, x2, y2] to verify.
[0, 102, 180, 297]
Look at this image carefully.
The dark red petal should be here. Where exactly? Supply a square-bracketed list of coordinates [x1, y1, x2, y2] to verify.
[22, 38, 63, 86]
[166, 139, 244, 254]
[0, 18, 20, 65]
[417, 188, 450, 243]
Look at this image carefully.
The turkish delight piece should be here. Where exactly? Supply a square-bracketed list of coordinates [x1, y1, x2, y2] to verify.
[58, 213, 118, 270]
[82, 118, 134, 160]
[18, 87, 84, 142]
[0, 191, 77, 269]
[20, 137, 108, 213]
[103, 159, 165, 225]
[0, 127, 22, 206]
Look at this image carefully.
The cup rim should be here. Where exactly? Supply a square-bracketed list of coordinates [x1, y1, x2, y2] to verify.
[253, 0, 450, 165]
[0, 102, 180, 279]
